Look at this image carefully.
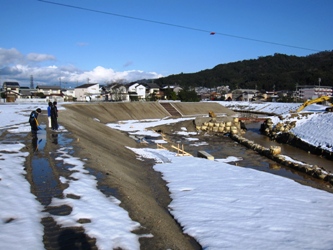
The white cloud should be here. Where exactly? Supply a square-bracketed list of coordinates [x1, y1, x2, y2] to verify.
[0, 48, 163, 87]
[0, 48, 55, 66]
[26, 53, 56, 62]
[0, 48, 23, 65]
[67, 66, 163, 85]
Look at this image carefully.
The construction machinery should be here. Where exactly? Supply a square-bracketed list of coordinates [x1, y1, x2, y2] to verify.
[296, 96, 333, 112]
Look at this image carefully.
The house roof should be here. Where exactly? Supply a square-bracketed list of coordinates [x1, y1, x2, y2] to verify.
[144, 82, 160, 89]
[36, 85, 61, 90]
[3, 81, 20, 87]
[75, 83, 98, 89]
[128, 83, 146, 90]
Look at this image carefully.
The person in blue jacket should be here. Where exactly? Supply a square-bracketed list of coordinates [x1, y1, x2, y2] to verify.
[29, 108, 42, 136]
[47, 101, 53, 128]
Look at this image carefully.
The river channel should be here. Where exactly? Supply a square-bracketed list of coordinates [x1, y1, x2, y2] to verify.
[244, 122, 333, 173]
[154, 120, 333, 193]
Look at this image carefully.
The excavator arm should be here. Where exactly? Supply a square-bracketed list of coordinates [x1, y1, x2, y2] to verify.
[296, 96, 333, 112]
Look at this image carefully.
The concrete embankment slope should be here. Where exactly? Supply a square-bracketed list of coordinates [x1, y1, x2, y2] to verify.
[63, 101, 236, 122]
[172, 102, 236, 117]
[63, 102, 171, 123]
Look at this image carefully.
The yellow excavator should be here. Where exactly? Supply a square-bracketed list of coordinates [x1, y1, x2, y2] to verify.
[296, 96, 333, 112]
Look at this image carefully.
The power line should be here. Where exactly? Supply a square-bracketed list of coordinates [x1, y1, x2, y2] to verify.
[38, 0, 320, 52]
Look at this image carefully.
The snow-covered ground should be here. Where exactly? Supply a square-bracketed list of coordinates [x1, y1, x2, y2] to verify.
[1, 102, 333, 250]
[0, 103, 144, 250]
[215, 100, 326, 115]
[217, 101, 333, 152]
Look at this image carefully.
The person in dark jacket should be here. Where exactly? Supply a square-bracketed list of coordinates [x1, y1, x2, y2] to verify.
[29, 108, 42, 136]
[51, 101, 59, 130]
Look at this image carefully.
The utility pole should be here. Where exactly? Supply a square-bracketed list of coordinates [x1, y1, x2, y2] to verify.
[30, 75, 34, 89]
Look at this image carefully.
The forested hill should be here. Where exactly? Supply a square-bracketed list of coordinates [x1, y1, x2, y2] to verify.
[154, 51, 333, 91]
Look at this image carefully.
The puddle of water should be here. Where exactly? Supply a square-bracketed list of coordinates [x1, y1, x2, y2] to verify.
[31, 126, 47, 151]
[29, 130, 71, 205]
[31, 158, 62, 205]
[56, 133, 73, 145]
[86, 167, 119, 198]
[30, 129, 118, 210]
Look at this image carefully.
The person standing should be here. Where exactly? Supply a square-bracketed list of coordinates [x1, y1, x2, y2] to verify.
[29, 108, 42, 136]
[51, 101, 59, 130]
[47, 101, 53, 128]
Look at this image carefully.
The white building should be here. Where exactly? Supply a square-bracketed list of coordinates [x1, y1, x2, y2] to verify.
[128, 83, 146, 100]
[35, 85, 64, 102]
[62, 88, 75, 101]
[36, 85, 62, 96]
[296, 85, 333, 100]
[74, 83, 100, 102]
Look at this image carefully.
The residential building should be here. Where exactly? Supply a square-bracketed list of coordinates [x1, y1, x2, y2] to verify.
[128, 83, 146, 100]
[163, 86, 183, 95]
[36, 85, 62, 96]
[62, 88, 75, 101]
[295, 85, 333, 100]
[144, 82, 162, 100]
[232, 89, 260, 101]
[19, 86, 35, 99]
[2, 81, 20, 102]
[74, 83, 100, 101]
[107, 83, 128, 102]
[35, 85, 64, 102]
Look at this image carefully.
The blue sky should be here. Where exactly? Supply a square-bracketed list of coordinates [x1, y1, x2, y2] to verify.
[1, 0, 332, 87]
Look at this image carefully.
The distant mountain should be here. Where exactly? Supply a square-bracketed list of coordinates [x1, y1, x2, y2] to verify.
[154, 51, 333, 91]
